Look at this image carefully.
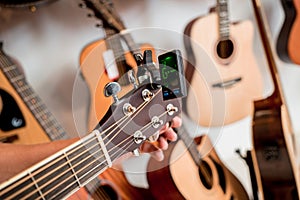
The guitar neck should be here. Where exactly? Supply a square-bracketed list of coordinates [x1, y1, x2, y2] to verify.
[0, 130, 113, 199]
[0, 47, 68, 141]
[251, 0, 283, 110]
[217, 0, 230, 40]
[176, 126, 202, 166]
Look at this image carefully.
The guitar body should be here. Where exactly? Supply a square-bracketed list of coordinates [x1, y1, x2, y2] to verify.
[184, 12, 263, 127]
[147, 135, 249, 199]
[288, 0, 300, 65]
[276, 0, 296, 63]
[0, 69, 50, 144]
[251, 106, 299, 199]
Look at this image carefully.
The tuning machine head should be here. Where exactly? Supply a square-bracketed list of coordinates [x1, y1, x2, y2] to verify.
[104, 82, 121, 104]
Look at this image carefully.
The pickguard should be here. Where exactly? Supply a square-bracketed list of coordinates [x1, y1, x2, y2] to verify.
[0, 89, 26, 131]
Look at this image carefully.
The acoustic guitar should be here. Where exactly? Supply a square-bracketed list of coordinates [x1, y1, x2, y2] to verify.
[286, 0, 300, 65]
[276, 0, 296, 63]
[147, 125, 249, 200]
[251, 0, 300, 199]
[184, 0, 263, 127]
[0, 42, 124, 199]
[0, 77, 182, 199]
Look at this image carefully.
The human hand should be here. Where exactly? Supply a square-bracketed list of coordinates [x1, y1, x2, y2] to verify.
[139, 116, 182, 161]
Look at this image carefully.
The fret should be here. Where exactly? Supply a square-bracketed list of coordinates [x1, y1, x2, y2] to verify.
[1, 64, 17, 72]
[0, 172, 40, 199]
[64, 152, 82, 187]
[9, 74, 25, 83]
[16, 83, 30, 93]
[217, 0, 230, 39]
[29, 171, 46, 200]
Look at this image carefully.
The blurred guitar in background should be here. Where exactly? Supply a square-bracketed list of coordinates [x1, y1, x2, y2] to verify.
[286, 0, 300, 65]
[251, 0, 300, 199]
[79, 1, 156, 199]
[147, 125, 249, 200]
[276, 0, 296, 63]
[184, 0, 263, 127]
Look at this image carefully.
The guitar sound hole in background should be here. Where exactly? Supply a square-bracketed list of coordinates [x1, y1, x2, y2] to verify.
[91, 184, 119, 200]
[217, 40, 234, 59]
[198, 161, 213, 189]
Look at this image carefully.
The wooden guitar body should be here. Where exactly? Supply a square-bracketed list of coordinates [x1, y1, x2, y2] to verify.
[0, 62, 51, 144]
[288, 0, 300, 65]
[147, 135, 249, 200]
[184, 12, 263, 127]
[276, 0, 296, 63]
[252, 106, 299, 199]
[251, 0, 300, 199]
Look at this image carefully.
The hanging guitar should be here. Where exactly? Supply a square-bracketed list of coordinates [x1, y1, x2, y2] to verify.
[276, 0, 296, 63]
[285, 0, 300, 65]
[0, 52, 183, 199]
[147, 124, 249, 200]
[183, 0, 263, 127]
[251, 0, 300, 199]
[0, 42, 123, 199]
[79, 0, 155, 131]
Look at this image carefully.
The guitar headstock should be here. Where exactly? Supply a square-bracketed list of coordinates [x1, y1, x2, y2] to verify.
[96, 82, 182, 161]
[79, 0, 125, 35]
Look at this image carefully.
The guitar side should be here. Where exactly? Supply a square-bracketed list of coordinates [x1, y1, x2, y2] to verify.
[147, 135, 249, 200]
[276, 0, 296, 63]
[184, 12, 263, 127]
[288, 0, 300, 65]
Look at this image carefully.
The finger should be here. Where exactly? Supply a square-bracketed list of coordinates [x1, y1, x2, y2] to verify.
[160, 128, 177, 142]
[139, 141, 164, 161]
[157, 136, 169, 150]
[171, 116, 182, 128]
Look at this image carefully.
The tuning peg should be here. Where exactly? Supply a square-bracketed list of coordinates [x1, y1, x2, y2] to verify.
[104, 82, 121, 103]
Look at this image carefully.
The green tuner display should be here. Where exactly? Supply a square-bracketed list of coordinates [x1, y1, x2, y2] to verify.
[158, 49, 187, 100]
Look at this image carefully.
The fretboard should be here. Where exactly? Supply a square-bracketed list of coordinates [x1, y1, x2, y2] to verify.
[176, 126, 202, 166]
[0, 130, 112, 199]
[0, 49, 67, 141]
[217, 0, 230, 40]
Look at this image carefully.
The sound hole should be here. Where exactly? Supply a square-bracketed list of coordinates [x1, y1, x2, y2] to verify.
[198, 161, 213, 189]
[91, 184, 119, 200]
[212, 159, 226, 194]
[216, 39, 234, 59]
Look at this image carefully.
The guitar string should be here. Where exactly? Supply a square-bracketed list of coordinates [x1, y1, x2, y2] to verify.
[27, 91, 165, 199]
[0, 88, 164, 198]
[0, 55, 114, 200]
[0, 108, 130, 198]
[0, 57, 65, 140]
[7, 104, 170, 199]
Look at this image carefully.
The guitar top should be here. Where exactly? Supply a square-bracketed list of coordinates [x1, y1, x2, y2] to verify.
[183, 0, 263, 127]
[147, 125, 249, 200]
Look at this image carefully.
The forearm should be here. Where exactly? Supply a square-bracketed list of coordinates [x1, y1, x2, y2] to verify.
[0, 138, 78, 183]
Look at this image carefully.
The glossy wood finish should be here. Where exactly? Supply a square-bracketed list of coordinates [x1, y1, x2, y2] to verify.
[184, 11, 263, 127]
[147, 133, 249, 200]
[288, 0, 300, 65]
[276, 0, 296, 63]
[251, 0, 300, 199]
